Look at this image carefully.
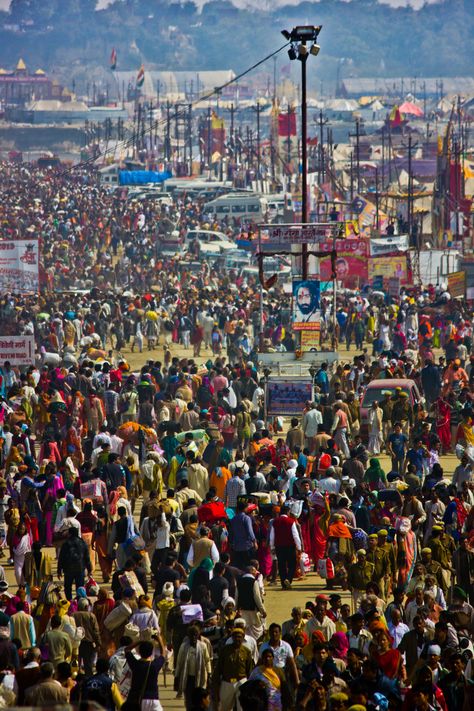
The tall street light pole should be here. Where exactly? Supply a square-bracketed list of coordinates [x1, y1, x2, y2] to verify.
[281, 25, 322, 280]
[301, 44, 308, 278]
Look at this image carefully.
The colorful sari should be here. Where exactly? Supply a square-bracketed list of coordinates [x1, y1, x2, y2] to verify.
[255, 518, 273, 578]
[397, 527, 417, 589]
[93, 589, 116, 656]
[435, 398, 451, 452]
[249, 665, 283, 711]
[374, 648, 401, 679]
[311, 497, 330, 565]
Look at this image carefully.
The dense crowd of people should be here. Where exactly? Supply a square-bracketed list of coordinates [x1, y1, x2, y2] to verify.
[0, 163, 474, 711]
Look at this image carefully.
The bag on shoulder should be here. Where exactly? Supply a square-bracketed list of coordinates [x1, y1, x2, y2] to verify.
[123, 622, 140, 642]
[104, 601, 132, 632]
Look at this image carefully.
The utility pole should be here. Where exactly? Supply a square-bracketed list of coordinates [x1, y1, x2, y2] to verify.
[149, 102, 154, 162]
[187, 104, 193, 176]
[165, 101, 171, 162]
[375, 166, 379, 232]
[253, 102, 263, 179]
[318, 109, 325, 184]
[355, 117, 361, 194]
[273, 55, 277, 101]
[381, 125, 385, 191]
[207, 106, 212, 168]
[286, 103, 292, 168]
[407, 134, 413, 238]
[174, 103, 180, 166]
[350, 152, 354, 204]
[301, 43, 308, 260]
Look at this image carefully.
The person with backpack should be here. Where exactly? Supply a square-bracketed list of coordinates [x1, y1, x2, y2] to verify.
[119, 381, 139, 424]
[76, 657, 123, 711]
[57, 527, 92, 600]
[101, 453, 127, 495]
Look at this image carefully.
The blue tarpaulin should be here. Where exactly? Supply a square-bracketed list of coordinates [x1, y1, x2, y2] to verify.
[119, 170, 172, 185]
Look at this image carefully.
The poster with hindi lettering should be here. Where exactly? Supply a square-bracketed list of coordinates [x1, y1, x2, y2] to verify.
[0, 240, 39, 293]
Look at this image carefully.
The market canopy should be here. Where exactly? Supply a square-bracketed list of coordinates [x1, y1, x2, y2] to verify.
[399, 101, 424, 117]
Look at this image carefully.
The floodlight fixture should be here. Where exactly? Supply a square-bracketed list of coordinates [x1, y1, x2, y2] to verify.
[298, 44, 309, 59]
[288, 46, 297, 61]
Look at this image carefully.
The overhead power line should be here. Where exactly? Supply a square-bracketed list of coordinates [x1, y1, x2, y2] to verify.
[59, 41, 290, 177]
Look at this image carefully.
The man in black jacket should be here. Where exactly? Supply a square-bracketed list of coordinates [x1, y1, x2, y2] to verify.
[58, 527, 92, 600]
[101, 453, 126, 494]
[421, 358, 442, 408]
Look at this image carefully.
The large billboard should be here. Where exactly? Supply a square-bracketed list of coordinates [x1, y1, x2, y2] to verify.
[319, 239, 369, 285]
[368, 255, 408, 282]
[267, 378, 314, 416]
[0, 240, 39, 293]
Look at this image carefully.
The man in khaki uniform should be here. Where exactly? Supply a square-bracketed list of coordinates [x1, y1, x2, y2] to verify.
[427, 524, 454, 592]
[348, 549, 375, 611]
[366, 533, 390, 600]
[380, 391, 393, 447]
[421, 547, 446, 595]
[391, 389, 413, 436]
[377, 528, 397, 594]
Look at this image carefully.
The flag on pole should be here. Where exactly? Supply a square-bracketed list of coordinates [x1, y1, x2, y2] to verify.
[389, 104, 402, 127]
[136, 64, 145, 88]
[110, 48, 117, 71]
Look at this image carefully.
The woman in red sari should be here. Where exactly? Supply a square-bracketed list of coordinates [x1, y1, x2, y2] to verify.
[371, 626, 402, 679]
[311, 494, 330, 569]
[435, 397, 451, 454]
[93, 588, 116, 656]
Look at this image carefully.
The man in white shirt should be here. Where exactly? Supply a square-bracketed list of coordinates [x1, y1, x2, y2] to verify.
[305, 598, 337, 641]
[91, 441, 111, 469]
[269, 505, 302, 590]
[259, 623, 299, 687]
[57, 507, 82, 537]
[387, 608, 410, 648]
[302, 403, 323, 451]
[406, 587, 425, 629]
[92, 429, 111, 450]
[54, 495, 80, 534]
[346, 612, 372, 655]
[1, 427, 12, 460]
[235, 565, 267, 641]
[317, 467, 341, 495]
[453, 455, 473, 493]
[186, 529, 220, 568]
[109, 428, 124, 455]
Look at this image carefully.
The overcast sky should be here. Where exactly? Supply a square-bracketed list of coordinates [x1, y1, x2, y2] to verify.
[0, 0, 442, 9]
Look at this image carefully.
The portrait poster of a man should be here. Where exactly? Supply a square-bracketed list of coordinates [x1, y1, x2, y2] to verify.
[292, 280, 321, 331]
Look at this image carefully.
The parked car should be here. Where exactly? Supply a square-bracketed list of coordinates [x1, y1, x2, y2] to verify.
[184, 229, 235, 254]
[360, 378, 422, 440]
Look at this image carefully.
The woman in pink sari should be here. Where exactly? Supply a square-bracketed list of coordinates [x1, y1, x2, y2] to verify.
[254, 513, 273, 580]
[396, 520, 417, 590]
[435, 397, 451, 453]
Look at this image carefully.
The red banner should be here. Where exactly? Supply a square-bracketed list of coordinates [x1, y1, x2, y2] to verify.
[278, 112, 297, 137]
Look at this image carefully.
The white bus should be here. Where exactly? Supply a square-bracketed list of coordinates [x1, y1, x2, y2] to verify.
[203, 192, 268, 223]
